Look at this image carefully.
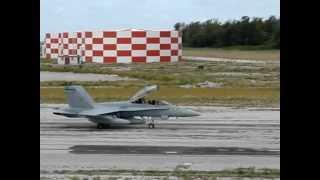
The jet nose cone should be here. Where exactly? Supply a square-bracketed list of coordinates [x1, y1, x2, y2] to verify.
[184, 109, 200, 117]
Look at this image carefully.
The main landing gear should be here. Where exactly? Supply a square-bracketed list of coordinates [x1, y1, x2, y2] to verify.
[148, 123, 155, 129]
[145, 117, 155, 129]
[97, 123, 110, 129]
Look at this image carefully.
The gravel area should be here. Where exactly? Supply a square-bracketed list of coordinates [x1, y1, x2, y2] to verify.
[40, 71, 134, 82]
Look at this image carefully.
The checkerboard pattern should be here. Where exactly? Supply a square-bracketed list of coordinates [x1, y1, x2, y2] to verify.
[45, 33, 59, 59]
[44, 30, 182, 63]
[59, 32, 84, 57]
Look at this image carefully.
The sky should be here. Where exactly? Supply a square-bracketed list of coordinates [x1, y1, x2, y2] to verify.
[40, 0, 280, 39]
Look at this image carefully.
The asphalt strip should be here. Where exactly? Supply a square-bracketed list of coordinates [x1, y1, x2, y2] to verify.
[69, 145, 280, 156]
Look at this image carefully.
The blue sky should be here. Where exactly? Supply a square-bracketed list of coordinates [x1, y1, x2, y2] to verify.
[40, 0, 279, 39]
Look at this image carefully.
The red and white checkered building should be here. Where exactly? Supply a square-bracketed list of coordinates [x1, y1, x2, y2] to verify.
[44, 29, 182, 64]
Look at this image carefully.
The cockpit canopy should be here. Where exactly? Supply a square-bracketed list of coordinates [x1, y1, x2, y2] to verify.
[129, 85, 172, 106]
[129, 85, 159, 102]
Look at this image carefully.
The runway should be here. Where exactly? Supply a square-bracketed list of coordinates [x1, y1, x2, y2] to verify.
[40, 105, 280, 172]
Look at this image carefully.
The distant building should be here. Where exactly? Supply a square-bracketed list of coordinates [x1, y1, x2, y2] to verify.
[40, 41, 45, 58]
[44, 29, 182, 64]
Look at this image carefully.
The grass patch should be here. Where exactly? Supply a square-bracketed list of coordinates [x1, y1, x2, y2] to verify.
[41, 60, 279, 88]
[183, 47, 280, 61]
[47, 168, 280, 178]
[40, 86, 279, 107]
[40, 57, 279, 107]
[40, 58, 54, 64]
[221, 44, 278, 50]
[67, 176, 81, 180]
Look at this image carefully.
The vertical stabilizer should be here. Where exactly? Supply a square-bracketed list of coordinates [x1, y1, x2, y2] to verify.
[64, 86, 94, 109]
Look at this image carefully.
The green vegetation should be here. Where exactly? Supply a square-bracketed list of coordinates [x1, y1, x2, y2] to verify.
[41, 86, 279, 106]
[183, 47, 279, 60]
[43, 168, 280, 179]
[40, 58, 279, 107]
[40, 60, 279, 88]
[40, 58, 52, 64]
[68, 176, 80, 180]
[175, 16, 280, 49]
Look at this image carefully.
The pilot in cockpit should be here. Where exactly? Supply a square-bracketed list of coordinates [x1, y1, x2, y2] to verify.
[134, 98, 145, 104]
[134, 98, 163, 105]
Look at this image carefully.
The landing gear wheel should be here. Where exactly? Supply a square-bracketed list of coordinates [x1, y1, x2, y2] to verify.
[97, 123, 110, 129]
[97, 123, 104, 129]
[148, 123, 155, 129]
[145, 117, 156, 129]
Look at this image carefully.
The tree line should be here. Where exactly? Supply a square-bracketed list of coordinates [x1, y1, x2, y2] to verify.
[174, 16, 280, 49]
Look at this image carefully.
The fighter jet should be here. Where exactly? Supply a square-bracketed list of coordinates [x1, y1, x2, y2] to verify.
[53, 85, 200, 129]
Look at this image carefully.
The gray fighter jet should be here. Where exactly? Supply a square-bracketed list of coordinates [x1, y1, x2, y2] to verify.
[53, 85, 200, 129]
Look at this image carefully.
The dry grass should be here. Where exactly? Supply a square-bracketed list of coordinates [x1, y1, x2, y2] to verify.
[40, 58, 53, 64]
[41, 60, 280, 88]
[183, 47, 280, 61]
[40, 86, 279, 107]
[40, 54, 279, 106]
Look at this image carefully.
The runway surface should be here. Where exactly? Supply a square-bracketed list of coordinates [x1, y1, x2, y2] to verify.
[40, 105, 280, 172]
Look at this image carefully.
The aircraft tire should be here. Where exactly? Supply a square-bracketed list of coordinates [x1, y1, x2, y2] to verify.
[97, 123, 104, 129]
[148, 124, 155, 129]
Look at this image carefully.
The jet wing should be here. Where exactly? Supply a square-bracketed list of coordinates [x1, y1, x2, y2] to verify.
[52, 107, 116, 117]
[103, 116, 131, 124]
[114, 105, 169, 111]
[64, 105, 169, 117]
[129, 85, 159, 102]
[78, 106, 120, 116]
[53, 108, 83, 118]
